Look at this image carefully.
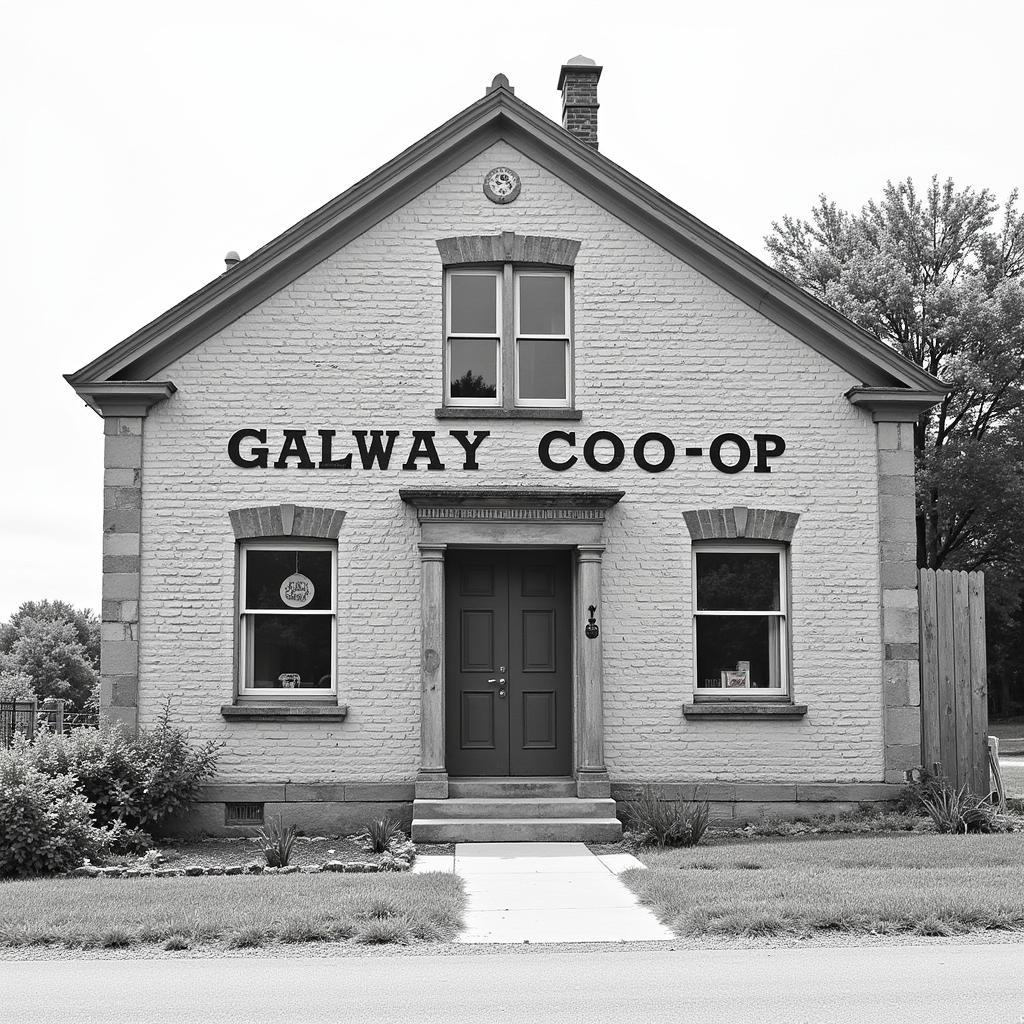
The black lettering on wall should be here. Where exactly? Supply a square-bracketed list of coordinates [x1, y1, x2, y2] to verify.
[633, 432, 676, 473]
[449, 430, 490, 471]
[709, 433, 751, 474]
[273, 430, 315, 470]
[753, 433, 786, 473]
[228, 428, 269, 469]
[317, 430, 352, 470]
[353, 430, 400, 470]
[583, 431, 625, 472]
[538, 431, 577, 471]
[403, 431, 446, 471]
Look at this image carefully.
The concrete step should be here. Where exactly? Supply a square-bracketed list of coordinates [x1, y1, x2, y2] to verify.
[412, 817, 623, 843]
[415, 797, 616, 820]
[448, 778, 577, 799]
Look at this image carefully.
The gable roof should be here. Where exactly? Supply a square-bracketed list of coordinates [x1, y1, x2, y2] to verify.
[66, 80, 946, 402]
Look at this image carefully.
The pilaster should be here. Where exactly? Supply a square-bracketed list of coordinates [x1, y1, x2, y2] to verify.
[69, 381, 174, 735]
[101, 416, 144, 733]
[416, 543, 448, 798]
[576, 544, 610, 797]
[876, 419, 922, 782]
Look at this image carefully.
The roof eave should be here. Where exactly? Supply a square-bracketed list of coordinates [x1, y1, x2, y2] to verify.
[845, 386, 948, 421]
[66, 379, 176, 417]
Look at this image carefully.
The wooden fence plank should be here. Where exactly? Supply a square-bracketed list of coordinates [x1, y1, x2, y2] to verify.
[935, 569, 957, 783]
[952, 571, 973, 789]
[969, 572, 989, 796]
[918, 568, 941, 771]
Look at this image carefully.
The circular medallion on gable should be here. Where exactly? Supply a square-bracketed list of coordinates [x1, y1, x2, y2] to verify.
[483, 166, 521, 204]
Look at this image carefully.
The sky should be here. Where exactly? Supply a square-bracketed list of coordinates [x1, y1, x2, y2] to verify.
[0, 0, 1021, 620]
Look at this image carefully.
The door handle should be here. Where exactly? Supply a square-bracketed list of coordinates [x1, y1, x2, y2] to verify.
[487, 677, 506, 685]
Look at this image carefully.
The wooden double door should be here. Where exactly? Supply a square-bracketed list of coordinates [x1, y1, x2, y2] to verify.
[445, 549, 572, 777]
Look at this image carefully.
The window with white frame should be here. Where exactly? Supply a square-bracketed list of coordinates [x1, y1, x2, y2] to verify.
[445, 267, 572, 408]
[238, 540, 336, 695]
[446, 269, 501, 405]
[693, 544, 788, 694]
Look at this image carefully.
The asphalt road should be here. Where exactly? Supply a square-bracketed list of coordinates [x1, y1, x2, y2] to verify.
[3, 944, 1022, 1023]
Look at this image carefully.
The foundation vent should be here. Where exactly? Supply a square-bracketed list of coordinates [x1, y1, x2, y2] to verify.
[225, 802, 264, 826]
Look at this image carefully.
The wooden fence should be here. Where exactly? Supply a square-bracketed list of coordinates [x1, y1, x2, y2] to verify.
[918, 568, 988, 794]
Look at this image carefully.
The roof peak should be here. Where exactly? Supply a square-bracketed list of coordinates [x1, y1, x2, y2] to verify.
[486, 73, 513, 95]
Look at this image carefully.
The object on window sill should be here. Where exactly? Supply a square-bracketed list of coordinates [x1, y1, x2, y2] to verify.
[682, 702, 807, 719]
[221, 704, 349, 721]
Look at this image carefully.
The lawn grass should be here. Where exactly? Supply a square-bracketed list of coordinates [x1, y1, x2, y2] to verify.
[624, 832, 1024, 939]
[998, 757, 1024, 798]
[0, 872, 464, 950]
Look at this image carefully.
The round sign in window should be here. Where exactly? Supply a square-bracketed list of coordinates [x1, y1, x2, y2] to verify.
[280, 573, 315, 608]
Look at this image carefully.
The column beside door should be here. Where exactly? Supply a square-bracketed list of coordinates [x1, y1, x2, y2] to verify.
[416, 543, 448, 799]
[576, 544, 611, 797]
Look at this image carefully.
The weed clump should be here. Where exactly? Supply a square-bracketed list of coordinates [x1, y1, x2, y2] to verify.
[622, 785, 710, 849]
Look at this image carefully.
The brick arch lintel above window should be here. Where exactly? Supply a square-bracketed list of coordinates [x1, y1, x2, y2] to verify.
[683, 507, 800, 543]
[436, 232, 581, 267]
[228, 504, 346, 540]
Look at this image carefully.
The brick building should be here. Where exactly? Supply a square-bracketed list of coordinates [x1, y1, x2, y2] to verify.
[66, 58, 945, 840]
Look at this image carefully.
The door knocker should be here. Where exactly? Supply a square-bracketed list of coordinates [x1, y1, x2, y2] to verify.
[585, 605, 600, 640]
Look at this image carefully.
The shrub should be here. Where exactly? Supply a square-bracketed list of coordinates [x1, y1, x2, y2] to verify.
[255, 815, 296, 867]
[29, 699, 220, 830]
[359, 817, 404, 853]
[0, 740, 110, 878]
[622, 786, 711, 848]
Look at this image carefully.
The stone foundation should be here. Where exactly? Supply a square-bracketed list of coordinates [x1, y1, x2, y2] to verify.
[162, 780, 908, 836]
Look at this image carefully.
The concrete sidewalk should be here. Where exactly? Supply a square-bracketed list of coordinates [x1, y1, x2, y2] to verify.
[414, 841, 674, 943]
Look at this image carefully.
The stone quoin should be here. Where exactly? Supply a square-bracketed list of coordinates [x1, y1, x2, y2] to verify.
[66, 58, 946, 840]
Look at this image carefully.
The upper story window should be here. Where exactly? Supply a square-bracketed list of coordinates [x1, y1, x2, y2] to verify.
[515, 272, 571, 407]
[692, 544, 788, 696]
[445, 266, 572, 410]
[447, 270, 501, 404]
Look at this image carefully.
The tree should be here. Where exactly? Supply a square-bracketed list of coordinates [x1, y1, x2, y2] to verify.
[0, 602, 100, 709]
[0, 600, 99, 667]
[766, 177, 1024, 714]
[0, 673, 35, 703]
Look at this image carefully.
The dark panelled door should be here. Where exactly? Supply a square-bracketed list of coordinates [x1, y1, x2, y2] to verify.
[445, 550, 572, 777]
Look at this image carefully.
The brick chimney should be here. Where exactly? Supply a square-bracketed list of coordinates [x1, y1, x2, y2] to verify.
[557, 55, 602, 150]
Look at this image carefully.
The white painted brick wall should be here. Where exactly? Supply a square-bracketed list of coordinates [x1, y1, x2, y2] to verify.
[139, 141, 883, 784]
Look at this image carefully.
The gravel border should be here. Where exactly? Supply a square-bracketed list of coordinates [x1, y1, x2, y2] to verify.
[2, 932, 1022, 961]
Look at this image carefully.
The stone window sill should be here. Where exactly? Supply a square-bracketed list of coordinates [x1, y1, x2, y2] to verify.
[220, 704, 349, 722]
[682, 702, 807, 720]
[434, 407, 582, 421]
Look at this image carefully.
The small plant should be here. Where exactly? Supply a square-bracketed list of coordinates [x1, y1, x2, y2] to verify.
[920, 782, 997, 834]
[354, 916, 413, 945]
[359, 817, 404, 854]
[622, 785, 711, 848]
[107, 823, 154, 857]
[254, 815, 296, 867]
[226, 926, 268, 949]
